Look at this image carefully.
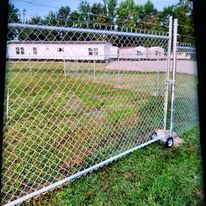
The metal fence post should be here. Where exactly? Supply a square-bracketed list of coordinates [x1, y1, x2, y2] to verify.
[6, 88, 9, 120]
[94, 60, 96, 82]
[156, 52, 160, 96]
[63, 51, 66, 77]
[163, 16, 173, 137]
[29, 52, 32, 75]
[169, 18, 178, 137]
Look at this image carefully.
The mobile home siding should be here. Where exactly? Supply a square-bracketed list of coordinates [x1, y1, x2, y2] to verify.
[7, 41, 112, 61]
[119, 46, 147, 59]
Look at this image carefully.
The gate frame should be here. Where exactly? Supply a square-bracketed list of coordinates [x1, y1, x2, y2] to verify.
[157, 18, 179, 147]
[163, 16, 173, 137]
[4, 17, 178, 206]
[169, 18, 178, 138]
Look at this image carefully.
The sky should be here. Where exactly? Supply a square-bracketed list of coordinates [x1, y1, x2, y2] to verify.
[10, 0, 180, 19]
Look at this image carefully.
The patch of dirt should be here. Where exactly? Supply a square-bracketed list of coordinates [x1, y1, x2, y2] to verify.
[155, 129, 184, 147]
[60, 147, 95, 172]
[156, 129, 178, 138]
[173, 136, 185, 147]
[119, 114, 140, 128]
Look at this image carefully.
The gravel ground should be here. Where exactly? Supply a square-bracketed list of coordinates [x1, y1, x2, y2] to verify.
[106, 60, 197, 74]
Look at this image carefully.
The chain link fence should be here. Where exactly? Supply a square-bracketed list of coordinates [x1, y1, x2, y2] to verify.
[2, 17, 198, 205]
[174, 40, 199, 135]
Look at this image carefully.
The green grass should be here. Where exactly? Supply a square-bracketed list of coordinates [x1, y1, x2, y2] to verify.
[2, 62, 199, 204]
[28, 127, 202, 206]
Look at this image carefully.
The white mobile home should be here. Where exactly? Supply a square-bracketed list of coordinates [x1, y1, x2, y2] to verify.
[176, 52, 191, 60]
[6, 41, 112, 61]
[146, 47, 165, 59]
[119, 46, 147, 59]
[110, 46, 119, 59]
[170, 52, 191, 60]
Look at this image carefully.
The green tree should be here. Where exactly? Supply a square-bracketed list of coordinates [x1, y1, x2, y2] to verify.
[57, 6, 71, 19]
[91, 3, 103, 20]
[79, 0, 91, 21]
[108, 0, 118, 20]
[69, 10, 80, 26]
[137, 0, 159, 30]
[117, 0, 141, 28]
[159, 0, 194, 41]
[44, 11, 57, 25]
[29, 16, 42, 24]
[103, 0, 108, 15]
[70, 11, 80, 21]
[90, 3, 109, 24]
[143, 0, 157, 18]
[8, 3, 20, 23]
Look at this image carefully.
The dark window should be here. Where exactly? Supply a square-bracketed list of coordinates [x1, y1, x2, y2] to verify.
[94, 48, 98, 55]
[20, 47, 24, 54]
[16, 47, 20, 55]
[155, 51, 160, 56]
[137, 50, 143, 56]
[57, 48, 64, 52]
[33, 47, 37, 55]
[88, 48, 93, 55]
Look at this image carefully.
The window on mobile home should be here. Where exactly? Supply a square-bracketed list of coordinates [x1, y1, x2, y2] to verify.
[137, 50, 143, 56]
[33, 47, 37, 55]
[88, 48, 93, 55]
[15, 47, 20, 55]
[57, 48, 64, 52]
[94, 48, 98, 55]
[20, 47, 24, 54]
[155, 51, 160, 56]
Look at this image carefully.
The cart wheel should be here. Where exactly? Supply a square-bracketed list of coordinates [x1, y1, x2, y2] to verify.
[149, 131, 157, 140]
[165, 137, 174, 148]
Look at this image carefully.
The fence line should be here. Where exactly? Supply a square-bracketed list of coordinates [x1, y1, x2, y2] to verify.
[2, 17, 198, 205]
[8, 23, 170, 39]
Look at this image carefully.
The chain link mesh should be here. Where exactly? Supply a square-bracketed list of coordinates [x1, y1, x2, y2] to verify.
[2, 18, 198, 205]
[174, 40, 199, 135]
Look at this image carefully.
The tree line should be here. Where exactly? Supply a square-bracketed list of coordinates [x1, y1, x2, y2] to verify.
[8, 0, 194, 43]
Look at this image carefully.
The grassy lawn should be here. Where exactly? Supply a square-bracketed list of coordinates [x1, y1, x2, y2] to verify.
[2, 61, 199, 205]
[29, 127, 202, 206]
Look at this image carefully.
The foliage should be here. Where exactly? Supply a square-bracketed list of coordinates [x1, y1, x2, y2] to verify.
[8, 3, 20, 23]
[28, 127, 202, 206]
[9, 0, 194, 42]
[117, 0, 141, 28]
[159, 0, 194, 42]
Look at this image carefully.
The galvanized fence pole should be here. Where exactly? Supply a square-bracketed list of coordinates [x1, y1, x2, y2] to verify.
[63, 50, 66, 77]
[169, 18, 178, 137]
[163, 16, 173, 137]
[117, 54, 120, 87]
[156, 52, 160, 96]
[29, 52, 32, 75]
[6, 88, 9, 120]
[94, 60, 96, 82]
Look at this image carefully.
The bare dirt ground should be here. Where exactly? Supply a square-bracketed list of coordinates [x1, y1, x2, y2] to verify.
[106, 60, 197, 74]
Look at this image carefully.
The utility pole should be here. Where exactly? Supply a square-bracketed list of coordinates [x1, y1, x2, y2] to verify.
[22, 9, 26, 24]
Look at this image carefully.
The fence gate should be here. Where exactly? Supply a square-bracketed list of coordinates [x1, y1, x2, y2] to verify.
[2, 16, 198, 205]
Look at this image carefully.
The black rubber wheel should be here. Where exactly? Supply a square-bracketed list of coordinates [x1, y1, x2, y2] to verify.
[149, 131, 157, 140]
[165, 137, 174, 148]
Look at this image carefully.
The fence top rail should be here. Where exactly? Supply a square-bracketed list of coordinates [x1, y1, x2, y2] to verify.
[177, 46, 196, 51]
[8, 23, 170, 40]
